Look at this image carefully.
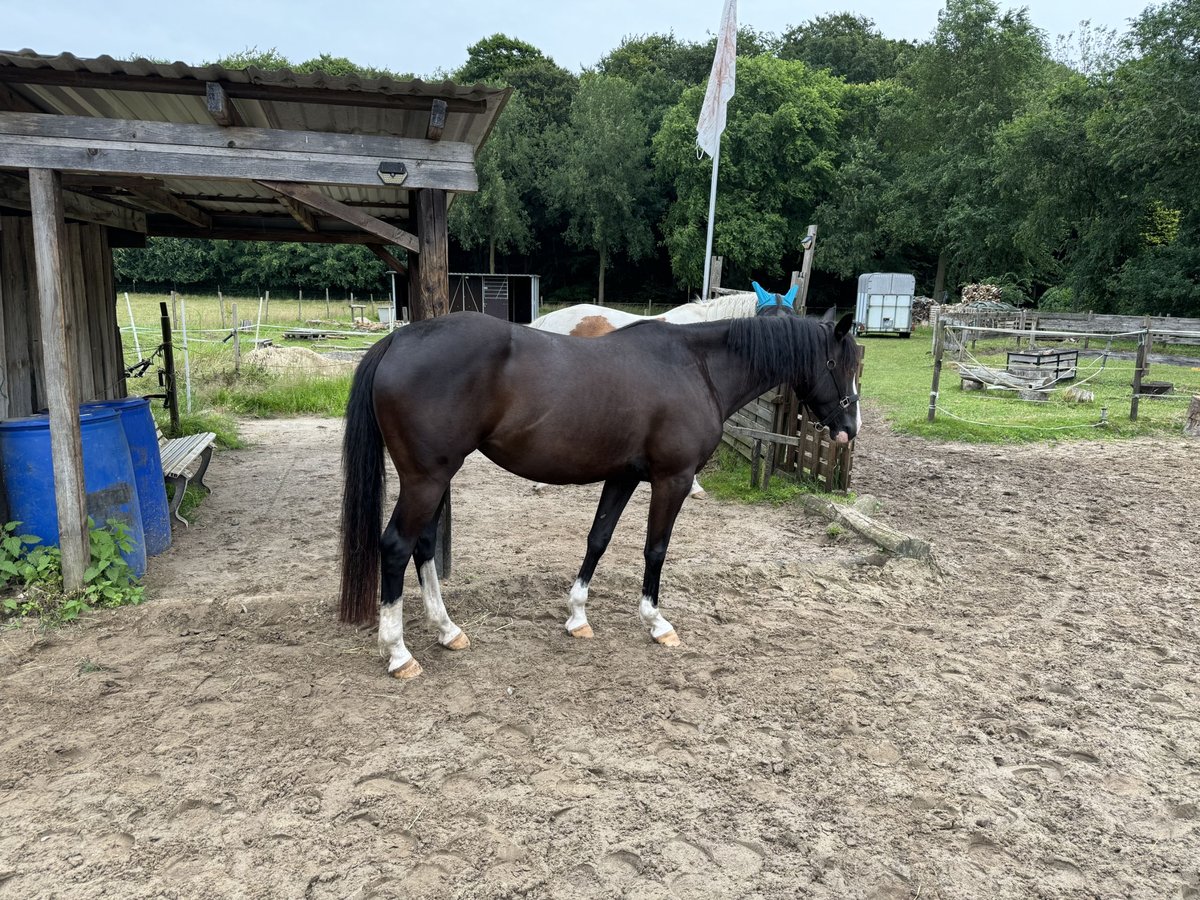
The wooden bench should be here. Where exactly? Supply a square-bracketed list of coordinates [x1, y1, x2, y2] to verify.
[157, 427, 217, 527]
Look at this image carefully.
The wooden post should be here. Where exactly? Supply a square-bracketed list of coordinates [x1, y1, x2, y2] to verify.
[1131, 327, 1149, 420]
[170, 289, 178, 326]
[325, 287, 330, 319]
[750, 439, 762, 488]
[297, 288, 302, 321]
[928, 321, 946, 422]
[414, 189, 450, 320]
[180, 294, 192, 414]
[232, 301, 241, 374]
[797, 224, 818, 316]
[159, 301, 180, 434]
[218, 288, 226, 330]
[28, 168, 88, 591]
[264, 289, 270, 323]
[1185, 396, 1200, 438]
[709, 256, 723, 298]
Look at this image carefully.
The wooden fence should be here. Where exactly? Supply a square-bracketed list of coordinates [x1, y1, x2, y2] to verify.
[722, 389, 854, 492]
[934, 306, 1200, 347]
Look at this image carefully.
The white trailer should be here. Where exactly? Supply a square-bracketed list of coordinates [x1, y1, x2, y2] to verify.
[855, 272, 915, 337]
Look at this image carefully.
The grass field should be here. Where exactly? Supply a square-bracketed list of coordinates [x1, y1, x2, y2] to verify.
[118, 293, 1200, 448]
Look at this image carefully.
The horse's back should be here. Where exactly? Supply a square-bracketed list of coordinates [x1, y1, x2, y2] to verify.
[529, 304, 647, 336]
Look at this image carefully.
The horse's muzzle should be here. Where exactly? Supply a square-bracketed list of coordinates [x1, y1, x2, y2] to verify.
[833, 430, 851, 445]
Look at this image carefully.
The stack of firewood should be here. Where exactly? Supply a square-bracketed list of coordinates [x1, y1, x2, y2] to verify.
[960, 283, 1003, 304]
[911, 296, 934, 323]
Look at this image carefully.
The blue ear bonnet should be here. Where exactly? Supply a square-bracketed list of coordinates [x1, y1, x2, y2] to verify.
[752, 281, 797, 310]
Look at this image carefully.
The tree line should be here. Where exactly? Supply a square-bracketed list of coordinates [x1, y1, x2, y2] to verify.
[115, 0, 1199, 317]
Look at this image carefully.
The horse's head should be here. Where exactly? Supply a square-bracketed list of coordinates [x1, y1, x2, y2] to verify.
[804, 307, 861, 445]
[751, 281, 799, 317]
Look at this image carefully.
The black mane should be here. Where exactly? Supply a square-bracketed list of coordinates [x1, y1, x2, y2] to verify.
[726, 315, 855, 389]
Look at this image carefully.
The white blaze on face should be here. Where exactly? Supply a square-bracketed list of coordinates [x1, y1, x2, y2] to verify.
[378, 602, 412, 673]
[853, 376, 861, 434]
[639, 596, 675, 640]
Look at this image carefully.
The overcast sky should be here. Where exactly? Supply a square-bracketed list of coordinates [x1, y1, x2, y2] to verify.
[9, 0, 1144, 77]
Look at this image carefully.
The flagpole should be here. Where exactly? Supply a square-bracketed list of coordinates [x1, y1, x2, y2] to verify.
[701, 144, 720, 301]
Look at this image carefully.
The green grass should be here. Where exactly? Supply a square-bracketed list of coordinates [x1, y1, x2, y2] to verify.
[862, 328, 1200, 442]
[699, 446, 843, 504]
[209, 373, 352, 417]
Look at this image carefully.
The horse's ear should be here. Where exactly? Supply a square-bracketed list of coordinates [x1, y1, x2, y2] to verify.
[752, 281, 770, 306]
[821, 306, 838, 324]
[835, 314, 855, 341]
[782, 285, 798, 307]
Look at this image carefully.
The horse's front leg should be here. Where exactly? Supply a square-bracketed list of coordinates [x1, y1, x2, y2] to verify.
[567, 475, 638, 637]
[639, 474, 692, 647]
[414, 488, 470, 651]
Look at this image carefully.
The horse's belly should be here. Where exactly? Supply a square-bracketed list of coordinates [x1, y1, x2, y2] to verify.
[478, 430, 644, 486]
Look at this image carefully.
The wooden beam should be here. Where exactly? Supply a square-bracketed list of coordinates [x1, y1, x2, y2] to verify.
[0, 172, 146, 232]
[0, 112, 479, 191]
[257, 181, 419, 252]
[415, 189, 449, 318]
[276, 195, 318, 232]
[426, 99, 448, 141]
[147, 223, 392, 244]
[0, 68, 490, 114]
[369, 244, 408, 274]
[205, 82, 243, 127]
[126, 183, 212, 228]
[28, 169, 89, 591]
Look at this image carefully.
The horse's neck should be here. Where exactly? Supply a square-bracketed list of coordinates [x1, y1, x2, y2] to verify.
[687, 325, 790, 419]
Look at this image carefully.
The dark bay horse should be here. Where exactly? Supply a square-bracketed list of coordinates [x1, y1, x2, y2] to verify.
[340, 308, 860, 678]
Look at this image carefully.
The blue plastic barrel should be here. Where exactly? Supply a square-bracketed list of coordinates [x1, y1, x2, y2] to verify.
[81, 397, 171, 556]
[0, 408, 147, 578]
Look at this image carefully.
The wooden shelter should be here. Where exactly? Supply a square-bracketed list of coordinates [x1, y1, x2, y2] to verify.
[0, 51, 509, 589]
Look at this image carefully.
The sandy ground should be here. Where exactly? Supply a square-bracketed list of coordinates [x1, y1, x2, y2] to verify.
[1, 409, 1198, 900]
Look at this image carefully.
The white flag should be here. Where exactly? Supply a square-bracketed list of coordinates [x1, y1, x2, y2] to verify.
[696, 0, 737, 159]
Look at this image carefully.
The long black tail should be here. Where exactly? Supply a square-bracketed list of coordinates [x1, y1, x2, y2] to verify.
[339, 333, 395, 624]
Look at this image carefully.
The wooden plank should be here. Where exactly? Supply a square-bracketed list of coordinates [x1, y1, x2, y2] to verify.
[415, 189, 450, 318]
[126, 183, 212, 228]
[276, 195, 317, 232]
[426, 99, 448, 141]
[148, 224, 397, 244]
[0, 69, 490, 114]
[205, 82, 243, 127]
[28, 168, 88, 591]
[65, 225, 95, 402]
[0, 111, 477, 163]
[0, 172, 146, 232]
[257, 181, 419, 252]
[0, 135, 478, 193]
[369, 244, 408, 274]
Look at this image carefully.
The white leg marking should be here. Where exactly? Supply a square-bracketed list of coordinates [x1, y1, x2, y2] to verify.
[419, 561, 464, 647]
[639, 595, 676, 641]
[379, 602, 413, 673]
[688, 476, 707, 499]
[566, 578, 590, 635]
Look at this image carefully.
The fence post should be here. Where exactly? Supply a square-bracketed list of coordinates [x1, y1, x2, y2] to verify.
[264, 289, 270, 323]
[232, 301, 241, 374]
[124, 291, 142, 359]
[1130, 328, 1149, 420]
[180, 294, 192, 415]
[218, 288, 226, 330]
[298, 288, 303, 321]
[325, 287, 331, 319]
[159, 301, 180, 434]
[928, 321, 946, 422]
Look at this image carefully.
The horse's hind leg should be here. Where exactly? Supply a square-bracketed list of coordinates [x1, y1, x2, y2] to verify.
[413, 489, 470, 651]
[378, 480, 447, 678]
[639, 474, 692, 647]
[567, 475, 638, 638]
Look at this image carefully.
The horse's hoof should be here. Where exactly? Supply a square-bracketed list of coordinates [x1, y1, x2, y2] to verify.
[391, 658, 423, 679]
[690, 489, 707, 500]
[443, 631, 470, 651]
[569, 624, 594, 639]
[654, 630, 681, 648]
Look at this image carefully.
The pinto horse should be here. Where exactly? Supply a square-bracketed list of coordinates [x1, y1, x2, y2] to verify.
[528, 282, 800, 499]
[340, 307, 860, 678]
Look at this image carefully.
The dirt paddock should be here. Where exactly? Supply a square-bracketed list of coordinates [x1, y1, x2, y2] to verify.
[2, 411, 1198, 899]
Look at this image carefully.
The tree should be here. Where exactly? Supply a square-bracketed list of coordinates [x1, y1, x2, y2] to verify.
[653, 56, 844, 289]
[547, 74, 656, 304]
[779, 14, 914, 84]
[456, 35, 578, 129]
[449, 95, 537, 272]
[889, 0, 1053, 297]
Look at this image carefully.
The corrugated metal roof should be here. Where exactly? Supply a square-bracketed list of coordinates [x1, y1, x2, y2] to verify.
[0, 50, 509, 240]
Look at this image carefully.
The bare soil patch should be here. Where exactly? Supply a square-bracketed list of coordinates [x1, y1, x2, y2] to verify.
[2, 411, 1198, 899]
